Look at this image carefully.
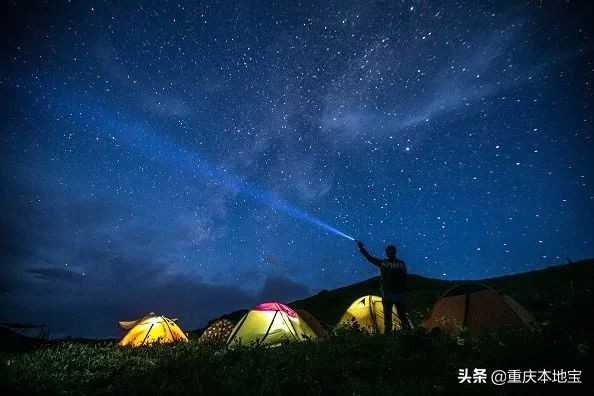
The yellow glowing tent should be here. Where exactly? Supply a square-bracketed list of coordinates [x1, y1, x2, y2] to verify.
[227, 302, 317, 347]
[118, 313, 188, 347]
[337, 295, 401, 333]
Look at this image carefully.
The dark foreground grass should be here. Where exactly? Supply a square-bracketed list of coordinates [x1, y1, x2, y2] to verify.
[1, 325, 591, 395]
[2, 260, 592, 394]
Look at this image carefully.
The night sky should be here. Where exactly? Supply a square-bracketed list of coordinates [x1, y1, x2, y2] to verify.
[1, 1, 592, 338]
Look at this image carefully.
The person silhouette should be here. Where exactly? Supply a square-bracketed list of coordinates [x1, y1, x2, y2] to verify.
[355, 240, 411, 334]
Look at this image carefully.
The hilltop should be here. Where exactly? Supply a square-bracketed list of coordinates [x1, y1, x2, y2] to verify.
[195, 258, 594, 336]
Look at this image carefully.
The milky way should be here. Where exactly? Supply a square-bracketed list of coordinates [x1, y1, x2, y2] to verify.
[1, 1, 592, 338]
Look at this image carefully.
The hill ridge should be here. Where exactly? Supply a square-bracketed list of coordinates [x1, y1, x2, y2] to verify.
[193, 258, 593, 334]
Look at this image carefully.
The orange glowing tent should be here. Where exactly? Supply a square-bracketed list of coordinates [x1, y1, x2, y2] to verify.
[422, 283, 538, 336]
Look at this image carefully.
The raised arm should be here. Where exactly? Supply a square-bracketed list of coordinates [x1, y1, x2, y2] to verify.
[355, 240, 381, 267]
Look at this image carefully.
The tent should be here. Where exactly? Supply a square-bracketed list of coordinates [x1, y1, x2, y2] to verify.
[295, 309, 329, 339]
[227, 302, 318, 347]
[337, 295, 401, 333]
[198, 318, 235, 343]
[422, 283, 538, 336]
[118, 313, 188, 347]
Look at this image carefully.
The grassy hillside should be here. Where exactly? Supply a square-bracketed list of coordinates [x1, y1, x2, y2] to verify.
[289, 273, 451, 328]
[1, 259, 592, 395]
[199, 258, 593, 336]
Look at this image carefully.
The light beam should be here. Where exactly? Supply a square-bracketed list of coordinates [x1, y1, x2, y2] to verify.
[58, 94, 354, 241]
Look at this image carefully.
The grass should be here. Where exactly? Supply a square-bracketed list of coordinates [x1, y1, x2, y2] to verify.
[1, 259, 593, 394]
[1, 327, 590, 394]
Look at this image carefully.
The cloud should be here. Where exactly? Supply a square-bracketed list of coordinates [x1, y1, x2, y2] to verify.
[266, 153, 333, 202]
[26, 267, 85, 282]
[0, 270, 259, 339]
[0, 216, 32, 260]
[260, 276, 310, 303]
[319, 19, 549, 144]
[236, 268, 261, 283]
[2, 260, 313, 339]
[0, 176, 242, 337]
[2, 224, 260, 338]
[94, 41, 193, 118]
[261, 256, 300, 276]
[0, 172, 314, 338]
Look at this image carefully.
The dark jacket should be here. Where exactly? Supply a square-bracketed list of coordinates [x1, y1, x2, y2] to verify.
[359, 246, 407, 294]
